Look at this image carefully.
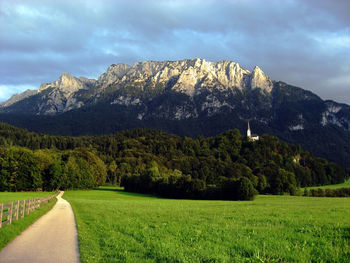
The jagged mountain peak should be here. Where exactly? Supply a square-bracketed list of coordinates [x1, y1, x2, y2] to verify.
[59, 72, 76, 81]
[250, 65, 273, 92]
[100, 58, 251, 81]
[54, 72, 83, 93]
[98, 63, 131, 86]
[253, 65, 263, 71]
[38, 72, 92, 95]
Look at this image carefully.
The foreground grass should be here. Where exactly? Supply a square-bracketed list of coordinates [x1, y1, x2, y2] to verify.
[0, 197, 57, 250]
[64, 188, 350, 263]
[305, 178, 350, 190]
[0, 191, 55, 204]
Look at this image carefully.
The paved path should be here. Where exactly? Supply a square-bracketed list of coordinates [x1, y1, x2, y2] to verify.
[0, 191, 80, 263]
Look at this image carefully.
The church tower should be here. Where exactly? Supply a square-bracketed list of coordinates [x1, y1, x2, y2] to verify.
[247, 121, 251, 137]
[247, 121, 259, 141]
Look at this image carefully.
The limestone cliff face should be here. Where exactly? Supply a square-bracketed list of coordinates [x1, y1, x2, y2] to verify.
[39, 73, 93, 94]
[250, 66, 273, 92]
[92, 58, 264, 120]
[97, 58, 254, 96]
[98, 64, 131, 86]
[33, 73, 95, 115]
[168, 59, 251, 96]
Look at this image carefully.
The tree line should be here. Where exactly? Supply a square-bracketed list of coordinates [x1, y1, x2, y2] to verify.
[0, 123, 349, 200]
[303, 188, 350, 197]
[0, 146, 106, 192]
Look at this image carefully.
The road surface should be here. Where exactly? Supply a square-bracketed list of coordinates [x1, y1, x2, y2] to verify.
[0, 191, 80, 263]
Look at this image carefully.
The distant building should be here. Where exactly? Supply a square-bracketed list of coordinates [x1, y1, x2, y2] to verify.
[247, 121, 259, 141]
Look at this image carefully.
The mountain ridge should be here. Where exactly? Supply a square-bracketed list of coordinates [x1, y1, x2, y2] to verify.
[1, 58, 274, 115]
[1, 58, 350, 167]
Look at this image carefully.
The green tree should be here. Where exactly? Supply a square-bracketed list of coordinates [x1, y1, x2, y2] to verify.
[237, 177, 257, 201]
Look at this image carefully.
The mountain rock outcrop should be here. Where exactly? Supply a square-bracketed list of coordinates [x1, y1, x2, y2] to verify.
[250, 66, 273, 92]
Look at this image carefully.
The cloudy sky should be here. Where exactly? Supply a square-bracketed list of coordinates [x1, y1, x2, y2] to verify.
[0, 0, 349, 104]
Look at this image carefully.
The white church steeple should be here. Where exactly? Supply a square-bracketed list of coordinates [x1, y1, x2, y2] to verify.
[247, 121, 251, 137]
[247, 121, 259, 141]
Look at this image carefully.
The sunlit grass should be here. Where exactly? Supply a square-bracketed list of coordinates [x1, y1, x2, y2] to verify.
[0, 191, 55, 204]
[305, 179, 350, 190]
[65, 188, 350, 262]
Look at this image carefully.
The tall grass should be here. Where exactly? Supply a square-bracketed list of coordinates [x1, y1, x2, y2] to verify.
[65, 188, 350, 262]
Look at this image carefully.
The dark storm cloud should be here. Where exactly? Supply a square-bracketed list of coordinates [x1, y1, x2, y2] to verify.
[0, 0, 349, 103]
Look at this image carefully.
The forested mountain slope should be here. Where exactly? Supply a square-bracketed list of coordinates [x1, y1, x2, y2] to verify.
[0, 123, 348, 200]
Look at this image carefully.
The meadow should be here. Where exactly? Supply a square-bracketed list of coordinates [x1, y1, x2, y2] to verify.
[0, 191, 56, 250]
[0, 191, 56, 204]
[305, 179, 350, 190]
[64, 188, 350, 263]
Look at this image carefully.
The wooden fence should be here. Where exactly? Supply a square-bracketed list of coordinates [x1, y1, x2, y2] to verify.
[0, 193, 58, 228]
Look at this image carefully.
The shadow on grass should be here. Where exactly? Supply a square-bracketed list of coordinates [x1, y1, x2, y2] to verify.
[343, 227, 350, 241]
[93, 186, 159, 199]
[93, 187, 257, 202]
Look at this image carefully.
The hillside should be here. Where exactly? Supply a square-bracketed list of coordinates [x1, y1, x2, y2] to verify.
[1, 59, 350, 167]
[0, 123, 348, 200]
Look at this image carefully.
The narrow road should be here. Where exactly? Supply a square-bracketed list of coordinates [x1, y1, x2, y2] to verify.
[0, 191, 80, 263]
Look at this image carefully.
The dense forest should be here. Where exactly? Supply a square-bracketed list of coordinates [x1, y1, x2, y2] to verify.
[0, 123, 349, 200]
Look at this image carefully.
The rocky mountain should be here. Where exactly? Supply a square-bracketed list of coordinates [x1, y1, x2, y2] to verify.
[1, 58, 350, 167]
[0, 89, 38, 107]
[1, 59, 275, 116]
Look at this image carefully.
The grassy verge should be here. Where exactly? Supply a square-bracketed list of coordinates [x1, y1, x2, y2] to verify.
[64, 187, 350, 262]
[0, 191, 56, 204]
[0, 197, 57, 250]
[304, 179, 350, 190]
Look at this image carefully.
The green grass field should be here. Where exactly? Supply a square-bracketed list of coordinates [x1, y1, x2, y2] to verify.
[305, 179, 350, 190]
[64, 188, 350, 263]
[0, 191, 56, 204]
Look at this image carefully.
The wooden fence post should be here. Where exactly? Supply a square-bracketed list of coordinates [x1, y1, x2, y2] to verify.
[27, 199, 31, 214]
[15, 200, 20, 220]
[21, 200, 25, 218]
[0, 203, 3, 228]
[9, 202, 13, 224]
[26, 199, 29, 214]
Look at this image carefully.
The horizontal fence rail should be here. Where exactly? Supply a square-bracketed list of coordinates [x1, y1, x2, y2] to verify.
[0, 192, 58, 228]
